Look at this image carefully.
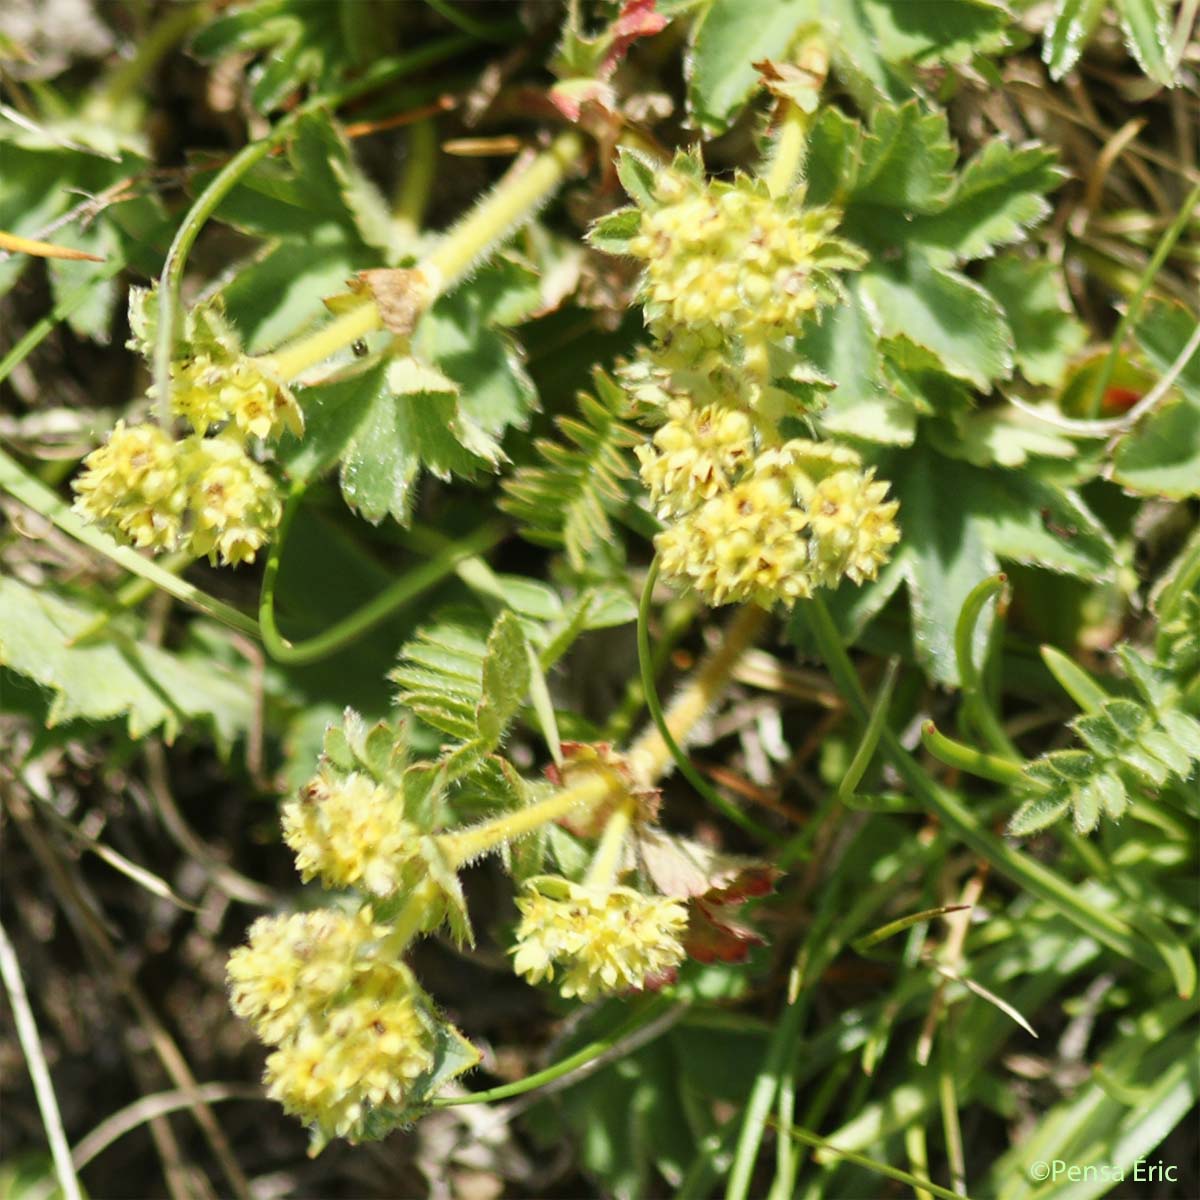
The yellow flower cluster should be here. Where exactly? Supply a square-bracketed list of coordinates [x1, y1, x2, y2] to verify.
[511, 877, 687, 1000]
[805, 468, 902, 586]
[73, 292, 298, 566]
[172, 353, 303, 441]
[228, 907, 438, 1144]
[636, 400, 756, 519]
[282, 768, 422, 898]
[627, 167, 864, 346]
[71, 421, 187, 553]
[644, 433, 899, 608]
[73, 426, 282, 566]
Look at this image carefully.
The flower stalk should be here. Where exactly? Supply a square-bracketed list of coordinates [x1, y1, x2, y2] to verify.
[628, 601, 770, 782]
[256, 129, 585, 384]
[583, 796, 636, 889]
[438, 770, 618, 867]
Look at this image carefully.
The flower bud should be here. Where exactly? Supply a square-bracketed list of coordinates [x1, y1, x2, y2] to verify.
[628, 167, 865, 347]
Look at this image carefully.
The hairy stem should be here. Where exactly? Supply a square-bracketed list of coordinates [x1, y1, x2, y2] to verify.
[763, 99, 811, 198]
[629, 597, 769, 782]
[255, 129, 586, 383]
[584, 796, 636, 889]
[439, 772, 618, 867]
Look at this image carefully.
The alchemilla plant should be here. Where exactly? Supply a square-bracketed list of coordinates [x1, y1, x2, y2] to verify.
[1, 1, 1197, 1197]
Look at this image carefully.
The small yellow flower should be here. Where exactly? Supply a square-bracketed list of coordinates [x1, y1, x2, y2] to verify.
[627, 168, 863, 345]
[180, 434, 282, 566]
[282, 768, 423, 897]
[264, 968, 435, 1143]
[172, 351, 303, 442]
[227, 907, 381, 1044]
[656, 464, 812, 608]
[806, 468, 901, 586]
[637, 400, 756, 519]
[512, 878, 687, 1001]
[71, 421, 187, 552]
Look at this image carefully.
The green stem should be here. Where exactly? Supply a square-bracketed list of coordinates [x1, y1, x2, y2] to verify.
[394, 118, 438, 232]
[422, 130, 584, 289]
[68, 550, 194, 645]
[151, 34, 474, 418]
[954, 573, 1019, 759]
[0, 447, 260, 639]
[382, 879, 442, 954]
[257, 484, 505, 665]
[837, 657, 898, 801]
[583, 797, 635, 889]
[250, 128, 585, 384]
[763, 99, 811, 198]
[774, 1120, 967, 1200]
[102, 3, 204, 109]
[633, 560, 779, 842]
[920, 722, 1030, 789]
[1086, 181, 1200, 417]
[0, 259, 126, 387]
[260, 301, 384, 382]
[802, 595, 1156, 969]
[438, 772, 618, 867]
[431, 994, 675, 1108]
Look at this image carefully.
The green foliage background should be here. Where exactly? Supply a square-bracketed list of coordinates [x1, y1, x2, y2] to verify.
[1, 1, 1197, 1198]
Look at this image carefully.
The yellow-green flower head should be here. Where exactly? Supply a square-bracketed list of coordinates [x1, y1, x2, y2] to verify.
[71, 421, 187, 552]
[172, 353, 303, 442]
[656, 464, 812, 608]
[282, 768, 422, 897]
[263, 967, 435, 1143]
[627, 168, 864, 343]
[511, 877, 687, 1001]
[180, 435, 282, 566]
[806, 468, 901, 586]
[227, 906, 384, 1045]
[636, 400, 756, 519]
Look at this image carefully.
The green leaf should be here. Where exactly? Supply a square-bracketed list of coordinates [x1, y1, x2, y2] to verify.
[501, 369, 640, 570]
[1115, 0, 1176, 86]
[1112, 301, 1200, 498]
[392, 610, 490, 742]
[1008, 790, 1073, 835]
[1160, 709, 1200, 759]
[883, 440, 1114, 682]
[910, 141, 1063, 263]
[615, 148, 660, 209]
[1112, 401, 1200, 498]
[286, 264, 538, 524]
[192, 0, 394, 112]
[686, 0, 817, 133]
[860, 252, 1013, 388]
[1043, 0, 1107, 78]
[0, 577, 251, 748]
[800, 285, 919, 445]
[860, 0, 1012, 65]
[476, 610, 531, 748]
[412, 262, 541, 443]
[981, 256, 1086, 386]
[296, 359, 483, 525]
[853, 101, 957, 212]
[221, 240, 373, 353]
[948, 406, 1080, 469]
[587, 207, 641, 255]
